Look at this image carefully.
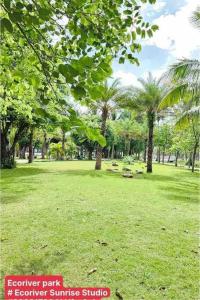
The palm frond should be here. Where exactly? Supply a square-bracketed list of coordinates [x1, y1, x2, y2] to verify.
[158, 83, 190, 111]
[168, 59, 200, 84]
[190, 6, 200, 29]
[175, 106, 200, 129]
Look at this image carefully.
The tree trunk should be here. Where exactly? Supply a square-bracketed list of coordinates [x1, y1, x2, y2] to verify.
[95, 145, 102, 170]
[88, 148, 93, 160]
[167, 153, 171, 163]
[188, 153, 192, 169]
[1, 120, 27, 168]
[192, 142, 198, 172]
[61, 130, 65, 160]
[28, 127, 34, 163]
[41, 132, 47, 159]
[158, 147, 161, 163]
[95, 106, 108, 170]
[143, 139, 147, 162]
[0, 131, 15, 168]
[175, 151, 179, 167]
[147, 111, 155, 173]
[111, 143, 115, 160]
[16, 146, 19, 158]
[20, 146, 26, 159]
[162, 149, 165, 164]
[127, 140, 131, 156]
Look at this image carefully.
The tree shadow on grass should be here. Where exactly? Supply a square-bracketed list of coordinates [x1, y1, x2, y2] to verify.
[1, 167, 48, 204]
[54, 169, 122, 178]
[2, 248, 69, 277]
[160, 184, 199, 203]
[143, 171, 199, 203]
[143, 174, 176, 182]
[1, 167, 48, 179]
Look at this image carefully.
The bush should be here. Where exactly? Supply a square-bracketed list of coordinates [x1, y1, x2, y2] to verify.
[122, 155, 134, 165]
[49, 143, 64, 160]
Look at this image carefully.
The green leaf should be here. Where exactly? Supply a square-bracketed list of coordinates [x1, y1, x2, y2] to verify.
[25, 15, 40, 25]
[88, 84, 104, 100]
[31, 76, 40, 88]
[26, 4, 33, 11]
[38, 7, 51, 20]
[8, 12, 23, 23]
[35, 108, 48, 117]
[127, 53, 134, 59]
[86, 128, 106, 147]
[4, 0, 11, 10]
[124, 10, 132, 15]
[131, 31, 136, 40]
[136, 27, 141, 35]
[71, 59, 85, 75]
[134, 5, 141, 10]
[91, 68, 107, 82]
[58, 64, 78, 83]
[42, 98, 50, 105]
[151, 24, 159, 31]
[147, 29, 153, 37]
[141, 30, 146, 38]
[79, 56, 94, 68]
[119, 57, 125, 64]
[1, 18, 13, 33]
[52, 71, 59, 78]
[71, 85, 87, 99]
[16, 2, 24, 9]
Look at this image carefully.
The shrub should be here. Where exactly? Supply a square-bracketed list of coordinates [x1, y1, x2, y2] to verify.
[122, 155, 134, 165]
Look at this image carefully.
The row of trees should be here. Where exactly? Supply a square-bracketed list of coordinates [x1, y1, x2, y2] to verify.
[1, 1, 199, 173]
[13, 100, 199, 173]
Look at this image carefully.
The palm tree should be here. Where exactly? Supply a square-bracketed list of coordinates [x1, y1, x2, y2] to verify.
[92, 79, 125, 170]
[124, 73, 164, 173]
[159, 58, 200, 124]
[159, 7, 200, 124]
[158, 7, 200, 172]
[117, 118, 139, 156]
[191, 6, 200, 29]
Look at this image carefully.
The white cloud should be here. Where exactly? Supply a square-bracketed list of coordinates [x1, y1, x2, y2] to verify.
[153, 1, 166, 12]
[142, 0, 166, 15]
[113, 71, 141, 87]
[144, 0, 200, 58]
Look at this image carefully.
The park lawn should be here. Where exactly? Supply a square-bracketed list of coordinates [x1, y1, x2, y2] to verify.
[0, 161, 199, 300]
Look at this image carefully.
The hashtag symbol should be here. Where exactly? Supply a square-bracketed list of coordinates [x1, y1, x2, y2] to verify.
[7, 290, 13, 296]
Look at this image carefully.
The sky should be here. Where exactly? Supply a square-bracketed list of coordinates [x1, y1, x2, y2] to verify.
[112, 0, 200, 87]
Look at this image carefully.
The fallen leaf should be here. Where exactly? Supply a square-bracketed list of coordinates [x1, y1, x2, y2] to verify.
[87, 268, 97, 276]
[96, 240, 108, 246]
[115, 289, 123, 300]
[101, 242, 108, 246]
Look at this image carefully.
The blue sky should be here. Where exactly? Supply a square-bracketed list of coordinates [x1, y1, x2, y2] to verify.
[113, 0, 200, 86]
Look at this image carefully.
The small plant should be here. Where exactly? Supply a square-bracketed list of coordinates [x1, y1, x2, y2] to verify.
[122, 155, 134, 165]
[49, 143, 64, 160]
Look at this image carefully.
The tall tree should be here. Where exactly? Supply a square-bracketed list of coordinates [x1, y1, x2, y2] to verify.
[91, 79, 125, 170]
[123, 73, 164, 172]
[159, 7, 200, 124]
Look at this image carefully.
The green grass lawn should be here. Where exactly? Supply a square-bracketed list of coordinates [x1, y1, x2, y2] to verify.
[1, 161, 199, 300]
